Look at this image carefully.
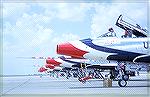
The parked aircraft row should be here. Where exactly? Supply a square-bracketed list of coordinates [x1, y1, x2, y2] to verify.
[30, 15, 149, 87]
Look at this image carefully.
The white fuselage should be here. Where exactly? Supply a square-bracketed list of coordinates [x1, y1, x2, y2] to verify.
[57, 37, 149, 63]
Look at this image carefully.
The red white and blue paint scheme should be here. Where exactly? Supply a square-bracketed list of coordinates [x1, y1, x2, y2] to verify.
[37, 56, 89, 73]
[56, 15, 149, 87]
[57, 15, 149, 64]
[57, 36, 149, 64]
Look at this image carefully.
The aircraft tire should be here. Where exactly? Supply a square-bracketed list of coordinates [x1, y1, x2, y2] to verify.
[95, 74, 99, 79]
[110, 75, 115, 79]
[122, 75, 129, 81]
[118, 79, 127, 87]
[73, 73, 78, 78]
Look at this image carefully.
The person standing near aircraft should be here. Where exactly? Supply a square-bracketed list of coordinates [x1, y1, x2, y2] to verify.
[121, 29, 133, 38]
[108, 27, 116, 37]
[122, 30, 128, 38]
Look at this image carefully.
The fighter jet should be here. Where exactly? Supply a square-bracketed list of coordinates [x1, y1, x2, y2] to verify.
[56, 15, 149, 87]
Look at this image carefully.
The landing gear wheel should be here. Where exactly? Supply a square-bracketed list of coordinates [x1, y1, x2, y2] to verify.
[94, 74, 99, 79]
[122, 75, 129, 81]
[73, 73, 77, 78]
[66, 77, 69, 79]
[118, 79, 127, 87]
[81, 80, 86, 84]
[78, 78, 86, 84]
[110, 75, 115, 79]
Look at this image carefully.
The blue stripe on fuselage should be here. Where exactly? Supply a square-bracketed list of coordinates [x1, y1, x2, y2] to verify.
[80, 38, 143, 61]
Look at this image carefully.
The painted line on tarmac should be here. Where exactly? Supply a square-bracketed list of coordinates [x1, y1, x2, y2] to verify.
[2, 78, 31, 95]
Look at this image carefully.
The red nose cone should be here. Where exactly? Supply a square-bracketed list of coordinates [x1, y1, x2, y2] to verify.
[57, 42, 88, 58]
[46, 58, 61, 66]
[45, 64, 55, 69]
[38, 67, 47, 72]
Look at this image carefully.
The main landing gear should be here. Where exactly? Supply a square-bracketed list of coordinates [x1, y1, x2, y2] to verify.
[118, 79, 127, 87]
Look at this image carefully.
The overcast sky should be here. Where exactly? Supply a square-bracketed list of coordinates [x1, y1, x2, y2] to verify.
[2, 1, 148, 75]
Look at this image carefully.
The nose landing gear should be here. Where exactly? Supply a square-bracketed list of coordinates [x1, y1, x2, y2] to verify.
[118, 79, 127, 87]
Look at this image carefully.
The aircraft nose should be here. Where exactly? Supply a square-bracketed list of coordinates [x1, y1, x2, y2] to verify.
[57, 42, 88, 58]
[46, 58, 61, 66]
[38, 67, 47, 72]
[45, 64, 55, 69]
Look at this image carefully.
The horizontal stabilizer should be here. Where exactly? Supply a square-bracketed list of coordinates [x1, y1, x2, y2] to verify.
[16, 56, 49, 59]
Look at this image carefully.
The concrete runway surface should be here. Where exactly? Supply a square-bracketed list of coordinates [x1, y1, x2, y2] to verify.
[0, 72, 150, 96]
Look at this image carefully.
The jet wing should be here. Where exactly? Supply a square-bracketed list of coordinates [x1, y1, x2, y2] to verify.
[133, 55, 150, 63]
[86, 64, 117, 70]
[107, 54, 150, 64]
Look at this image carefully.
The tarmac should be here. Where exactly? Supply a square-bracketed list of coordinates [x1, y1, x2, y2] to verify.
[0, 72, 150, 97]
